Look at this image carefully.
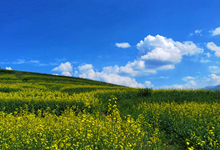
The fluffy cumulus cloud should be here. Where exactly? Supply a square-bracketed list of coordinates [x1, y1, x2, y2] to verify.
[78, 64, 93, 72]
[137, 35, 203, 64]
[206, 42, 220, 57]
[52, 62, 73, 76]
[174, 41, 203, 55]
[52, 34, 206, 89]
[6, 67, 12, 70]
[115, 42, 131, 48]
[101, 35, 196, 78]
[211, 27, 220, 36]
[102, 65, 120, 74]
[75, 64, 145, 88]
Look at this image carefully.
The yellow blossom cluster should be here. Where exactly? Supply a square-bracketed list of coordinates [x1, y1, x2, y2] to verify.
[0, 97, 159, 149]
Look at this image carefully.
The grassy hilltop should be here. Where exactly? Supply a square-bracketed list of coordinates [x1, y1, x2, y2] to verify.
[0, 69, 220, 150]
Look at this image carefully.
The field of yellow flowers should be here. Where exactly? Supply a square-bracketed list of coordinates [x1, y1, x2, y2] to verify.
[0, 71, 220, 149]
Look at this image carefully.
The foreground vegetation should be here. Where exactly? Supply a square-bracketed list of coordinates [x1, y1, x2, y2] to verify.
[0, 69, 220, 149]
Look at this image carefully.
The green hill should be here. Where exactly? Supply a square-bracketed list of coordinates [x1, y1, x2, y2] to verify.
[0, 68, 126, 87]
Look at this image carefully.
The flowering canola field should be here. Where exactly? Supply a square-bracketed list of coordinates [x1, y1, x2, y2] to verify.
[0, 79, 220, 149]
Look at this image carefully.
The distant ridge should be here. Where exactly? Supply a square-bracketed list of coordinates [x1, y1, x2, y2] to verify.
[202, 84, 220, 91]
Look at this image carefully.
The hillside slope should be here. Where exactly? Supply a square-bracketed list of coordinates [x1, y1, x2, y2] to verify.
[0, 69, 126, 87]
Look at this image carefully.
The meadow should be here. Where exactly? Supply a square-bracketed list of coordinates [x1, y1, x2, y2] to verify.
[0, 69, 220, 150]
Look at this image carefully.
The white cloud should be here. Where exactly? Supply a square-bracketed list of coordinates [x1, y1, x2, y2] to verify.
[119, 62, 139, 76]
[100, 73, 145, 88]
[52, 62, 73, 77]
[172, 74, 220, 89]
[100, 34, 203, 79]
[115, 42, 131, 48]
[53, 34, 209, 89]
[52, 62, 73, 72]
[78, 64, 93, 72]
[152, 74, 220, 90]
[206, 42, 220, 57]
[76, 64, 145, 88]
[157, 65, 175, 70]
[145, 81, 154, 88]
[137, 35, 203, 64]
[137, 35, 181, 62]
[74, 71, 78, 76]
[208, 74, 220, 86]
[208, 66, 220, 73]
[182, 76, 195, 82]
[6, 67, 12, 70]
[61, 72, 72, 76]
[102, 60, 156, 77]
[174, 41, 204, 56]
[153, 72, 220, 90]
[211, 27, 220, 36]
[102, 65, 120, 74]
[53, 74, 58, 75]
[205, 52, 211, 57]
[187, 80, 197, 86]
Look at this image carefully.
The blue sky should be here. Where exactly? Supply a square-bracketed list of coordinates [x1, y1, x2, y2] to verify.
[1, 0, 220, 90]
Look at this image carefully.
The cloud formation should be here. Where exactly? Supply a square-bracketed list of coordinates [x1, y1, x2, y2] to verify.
[207, 74, 220, 86]
[6, 67, 12, 70]
[52, 62, 73, 76]
[102, 60, 157, 77]
[75, 64, 146, 88]
[208, 66, 220, 74]
[115, 42, 131, 48]
[51, 34, 207, 89]
[206, 42, 220, 57]
[211, 27, 220, 36]
[137, 35, 203, 64]
[101, 35, 203, 78]
[182, 76, 195, 82]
